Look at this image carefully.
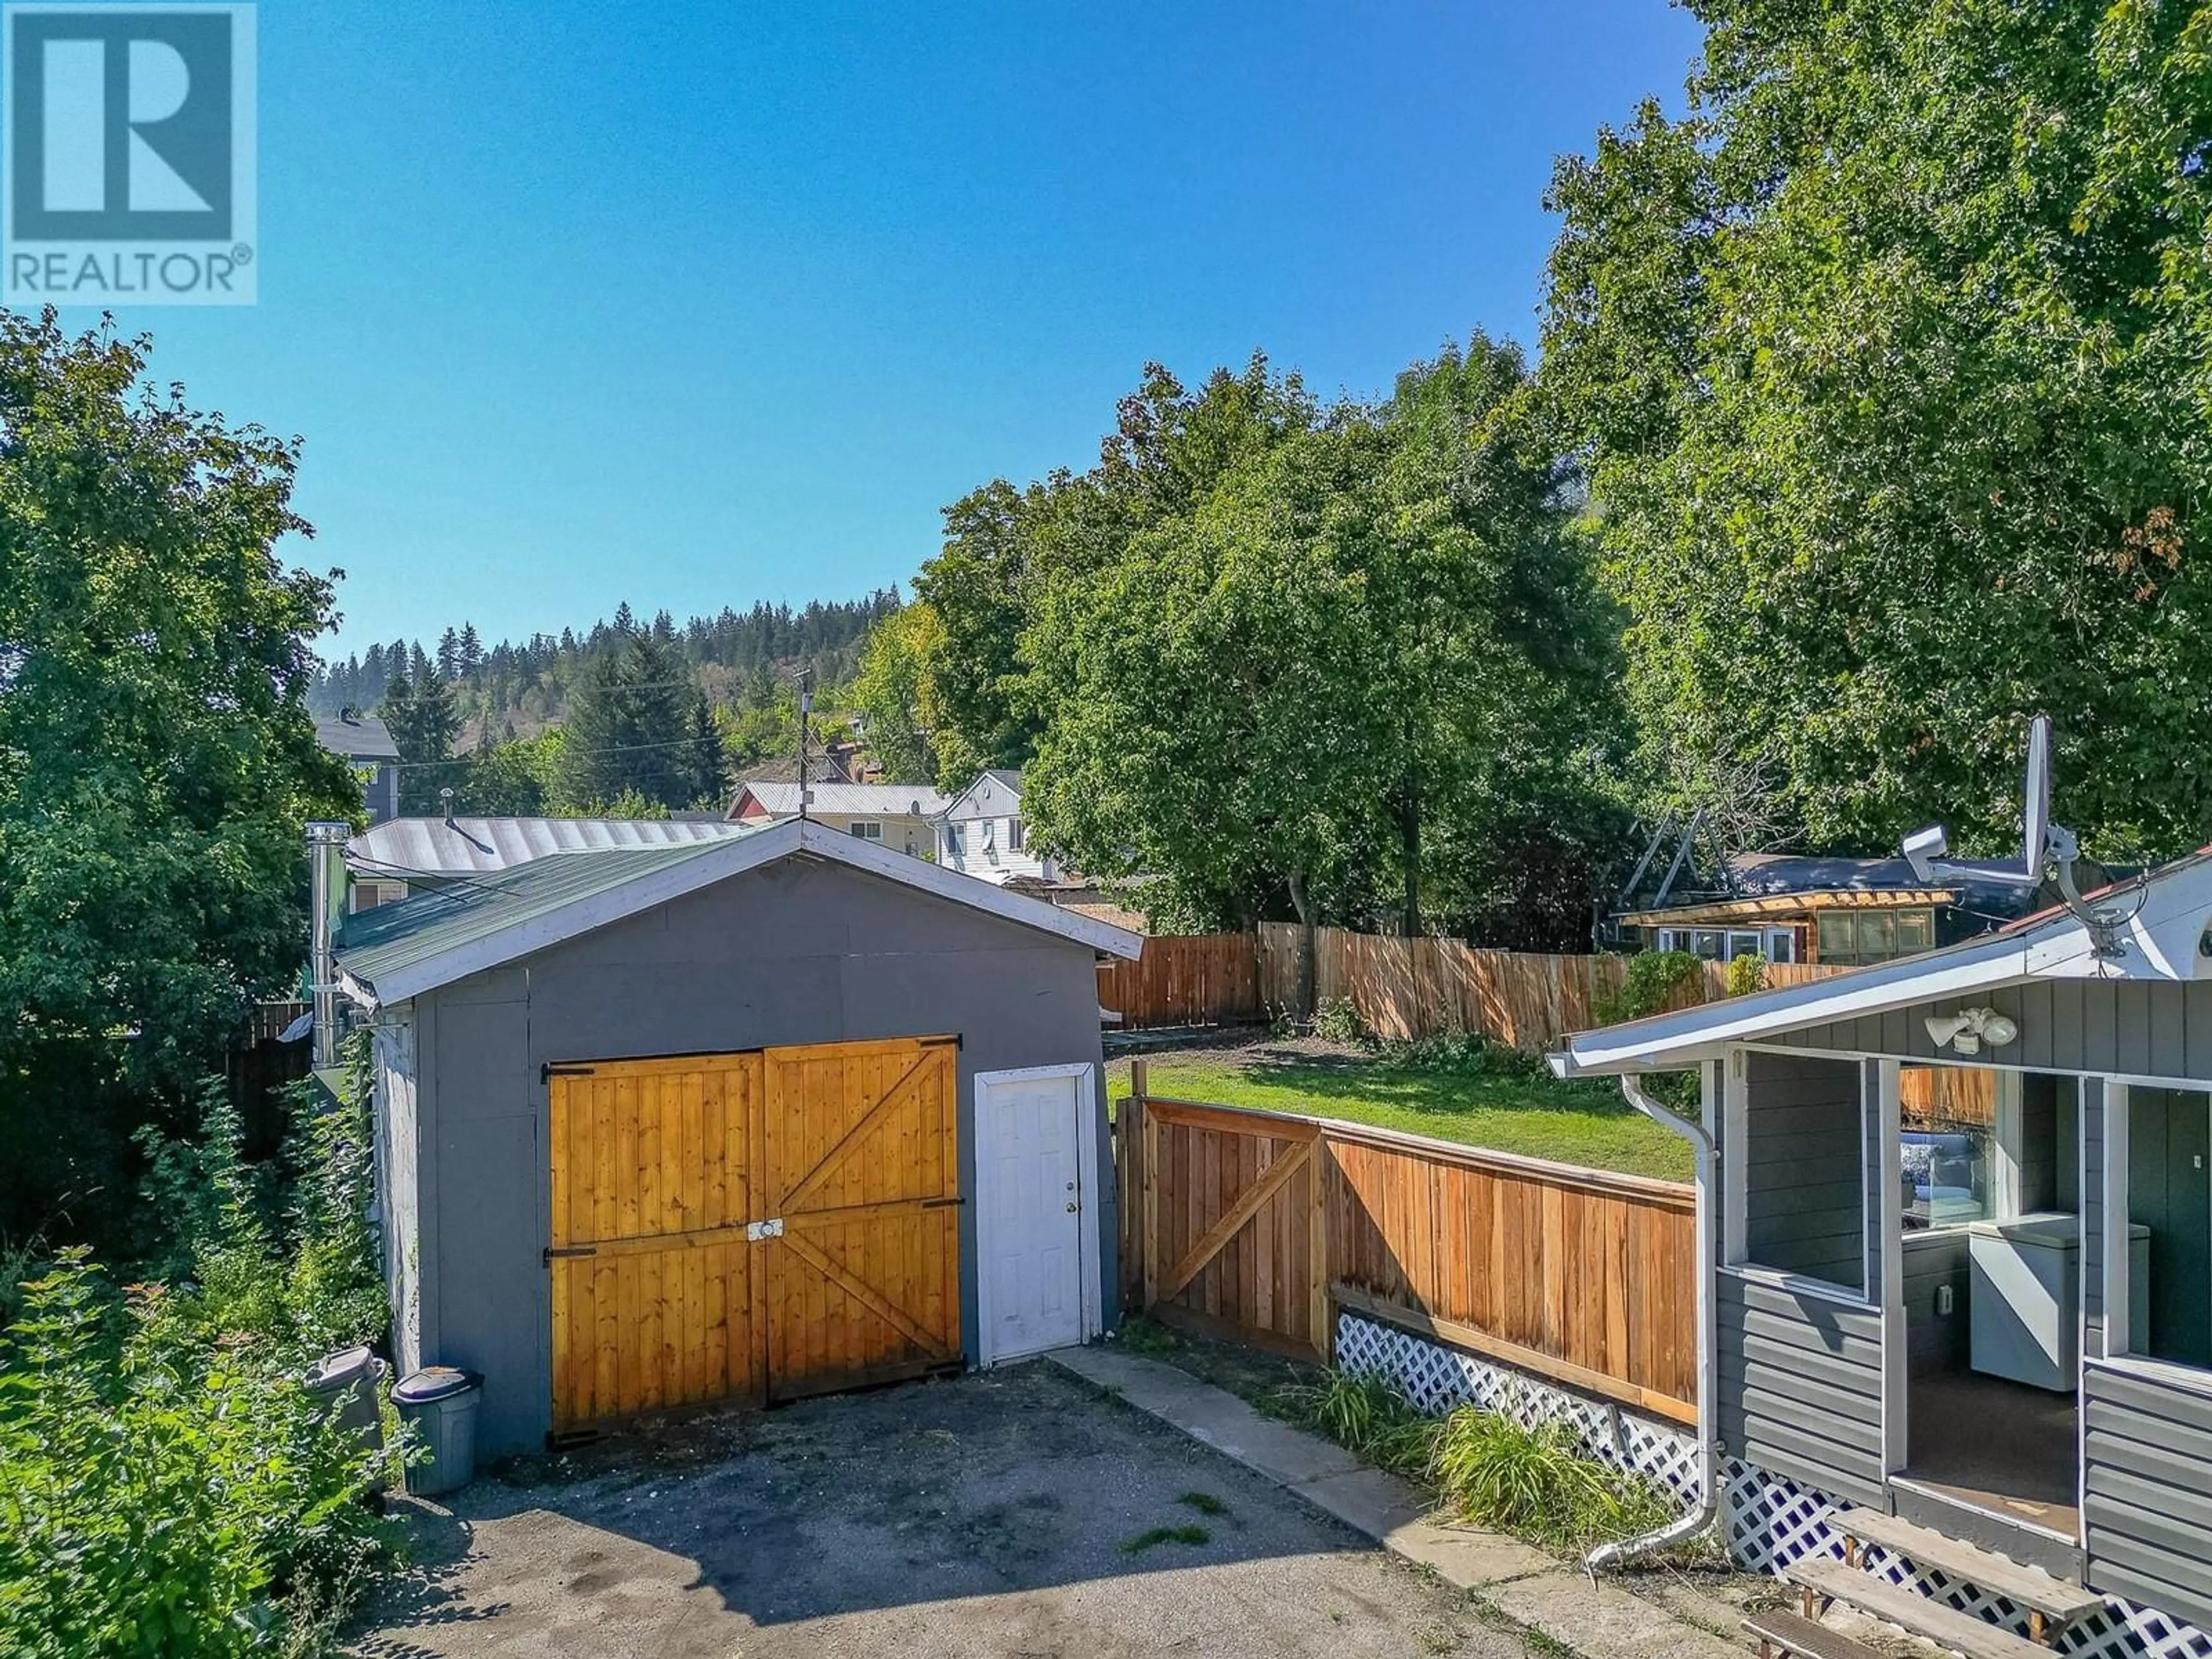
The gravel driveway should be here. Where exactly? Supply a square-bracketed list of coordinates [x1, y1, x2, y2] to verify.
[355, 1359, 1505, 1658]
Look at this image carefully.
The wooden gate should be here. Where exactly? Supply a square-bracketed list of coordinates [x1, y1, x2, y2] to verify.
[547, 1036, 962, 1434]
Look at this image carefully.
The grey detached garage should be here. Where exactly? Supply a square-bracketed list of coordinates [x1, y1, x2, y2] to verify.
[331, 817, 1141, 1457]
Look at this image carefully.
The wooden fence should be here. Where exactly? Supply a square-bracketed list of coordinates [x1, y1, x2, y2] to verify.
[1256, 923, 1841, 1051]
[1097, 933, 1264, 1031]
[1115, 1063, 1699, 1423]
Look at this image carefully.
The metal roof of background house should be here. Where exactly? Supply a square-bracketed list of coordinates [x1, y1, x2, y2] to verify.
[733, 782, 948, 818]
[314, 713, 400, 763]
[348, 815, 753, 877]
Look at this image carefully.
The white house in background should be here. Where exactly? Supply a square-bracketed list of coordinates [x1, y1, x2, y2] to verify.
[937, 769, 1055, 886]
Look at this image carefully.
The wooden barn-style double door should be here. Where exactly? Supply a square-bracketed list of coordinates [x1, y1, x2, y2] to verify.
[545, 1036, 962, 1434]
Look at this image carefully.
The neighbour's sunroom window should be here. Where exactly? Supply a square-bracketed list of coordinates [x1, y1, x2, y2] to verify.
[1736, 1051, 1868, 1296]
[1817, 908, 1934, 967]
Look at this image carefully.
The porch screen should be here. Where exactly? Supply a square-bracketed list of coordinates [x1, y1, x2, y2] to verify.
[1741, 1051, 1867, 1294]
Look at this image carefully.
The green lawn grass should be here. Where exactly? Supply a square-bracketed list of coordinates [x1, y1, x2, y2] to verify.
[1110, 1056, 1692, 1183]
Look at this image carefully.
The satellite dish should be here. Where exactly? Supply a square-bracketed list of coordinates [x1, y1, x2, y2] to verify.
[2022, 714, 2052, 880]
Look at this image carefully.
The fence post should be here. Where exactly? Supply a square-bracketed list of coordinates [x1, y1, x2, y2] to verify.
[1310, 1132, 1331, 1362]
[1126, 1060, 1150, 1312]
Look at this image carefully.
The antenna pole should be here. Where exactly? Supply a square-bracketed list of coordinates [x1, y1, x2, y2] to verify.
[797, 668, 814, 822]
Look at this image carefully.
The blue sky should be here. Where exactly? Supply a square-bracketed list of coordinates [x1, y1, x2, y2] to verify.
[72, 2, 1702, 652]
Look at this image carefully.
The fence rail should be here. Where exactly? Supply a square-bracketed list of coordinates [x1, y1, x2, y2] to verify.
[1114, 1067, 1699, 1422]
[1097, 933, 1264, 1031]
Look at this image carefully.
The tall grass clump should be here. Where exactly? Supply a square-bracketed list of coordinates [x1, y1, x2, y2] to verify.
[1429, 1405, 1672, 1550]
[1268, 1368, 1440, 1478]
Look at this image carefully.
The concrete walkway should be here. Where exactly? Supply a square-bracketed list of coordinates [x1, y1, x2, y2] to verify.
[1050, 1345, 1746, 1659]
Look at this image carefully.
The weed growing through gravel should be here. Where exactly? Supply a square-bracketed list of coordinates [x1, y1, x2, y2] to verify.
[1177, 1491, 1228, 1516]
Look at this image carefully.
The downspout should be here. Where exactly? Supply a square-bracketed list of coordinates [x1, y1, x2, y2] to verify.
[1586, 1069, 1719, 1574]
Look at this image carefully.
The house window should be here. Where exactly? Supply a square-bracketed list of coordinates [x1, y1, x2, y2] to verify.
[946, 825, 963, 855]
[350, 880, 407, 912]
[1657, 927, 1791, 964]
[1007, 816, 1025, 853]
[1816, 908, 1934, 966]
[847, 821, 883, 841]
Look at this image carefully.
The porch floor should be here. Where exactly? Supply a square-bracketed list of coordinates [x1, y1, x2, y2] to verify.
[1904, 1369, 2079, 1541]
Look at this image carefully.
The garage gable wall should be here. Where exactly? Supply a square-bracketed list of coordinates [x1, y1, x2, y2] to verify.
[411, 855, 1110, 1456]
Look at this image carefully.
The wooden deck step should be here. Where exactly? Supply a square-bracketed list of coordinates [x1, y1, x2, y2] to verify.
[1787, 1559, 2053, 1659]
[1744, 1610, 1889, 1659]
[1829, 1508, 2100, 1634]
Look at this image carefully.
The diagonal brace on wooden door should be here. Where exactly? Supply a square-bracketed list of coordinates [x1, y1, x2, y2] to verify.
[778, 1228, 949, 1357]
[777, 1044, 946, 1213]
[1157, 1139, 1312, 1302]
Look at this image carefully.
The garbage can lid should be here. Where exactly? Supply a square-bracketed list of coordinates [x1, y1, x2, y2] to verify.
[392, 1365, 479, 1405]
[306, 1344, 378, 1392]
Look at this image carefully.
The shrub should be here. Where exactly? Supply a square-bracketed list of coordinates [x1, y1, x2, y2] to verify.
[0, 1252, 402, 1657]
[1374, 1027, 1547, 1080]
[1312, 997, 1368, 1045]
[1428, 1404, 1672, 1550]
[1724, 953, 1767, 998]
[1593, 950, 1702, 1026]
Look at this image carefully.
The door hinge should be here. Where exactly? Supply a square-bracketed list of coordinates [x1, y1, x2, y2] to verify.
[543, 1063, 596, 1082]
[921, 1196, 967, 1210]
[745, 1218, 785, 1241]
[543, 1245, 597, 1264]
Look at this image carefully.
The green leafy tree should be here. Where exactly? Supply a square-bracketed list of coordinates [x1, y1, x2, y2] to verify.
[1539, 0, 2212, 861]
[0, 312, 354, 1251]
[851, 600, 945, 783]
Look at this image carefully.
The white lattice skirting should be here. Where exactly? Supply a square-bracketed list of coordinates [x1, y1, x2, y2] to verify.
[1333, 1310, 1705, 1506]
[1338, 1312, 2210, 1659]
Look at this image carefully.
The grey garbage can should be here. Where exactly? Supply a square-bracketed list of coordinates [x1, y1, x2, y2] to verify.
[392, 1366, 482, 1497]
[306, 1345, 388, 1486]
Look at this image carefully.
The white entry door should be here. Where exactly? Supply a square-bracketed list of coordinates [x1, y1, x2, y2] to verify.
[976, 1066, 1094, 1362]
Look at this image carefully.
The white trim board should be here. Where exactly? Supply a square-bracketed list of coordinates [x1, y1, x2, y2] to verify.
[971, 1063, 1104, 1365]
[340, 817, 1142, 1007]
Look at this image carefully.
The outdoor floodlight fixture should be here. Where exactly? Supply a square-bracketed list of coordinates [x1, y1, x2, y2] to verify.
[1902, 824, 1948, 885]
[1924, 1006, 2019, 1056]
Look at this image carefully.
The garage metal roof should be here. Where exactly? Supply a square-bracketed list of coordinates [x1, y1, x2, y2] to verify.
[338, 839, 740, 995]
[334, 817, 1143, 1007]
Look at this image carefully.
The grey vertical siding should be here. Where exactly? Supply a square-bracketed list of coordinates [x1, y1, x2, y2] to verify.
[1772, 979, 2212, 1082]
[1718, 1272, 1887, 1507]
[1743, 1052, 1867, 1291]
[1901, 1232, 1970, 1380]
[2083, 1362, 2212, 1630]
[405, 855, 1113, 1457]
